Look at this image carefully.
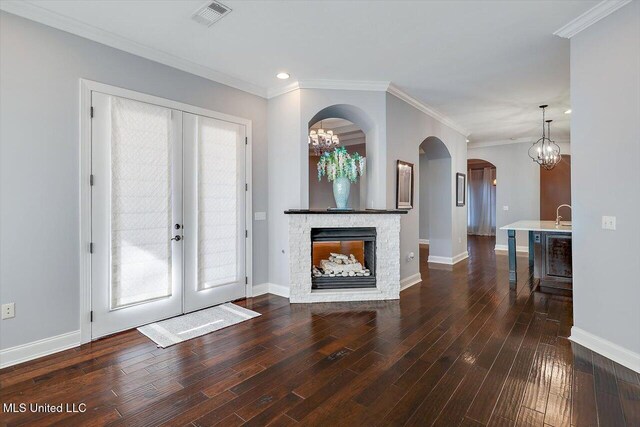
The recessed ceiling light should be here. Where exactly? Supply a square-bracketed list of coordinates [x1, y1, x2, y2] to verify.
[564, 109, 572, 114]
[276, 72, 290, 80]
[465, 139, 470, 143]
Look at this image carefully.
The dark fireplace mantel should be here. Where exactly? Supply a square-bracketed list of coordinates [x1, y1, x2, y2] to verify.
[284, 209, 408, 215]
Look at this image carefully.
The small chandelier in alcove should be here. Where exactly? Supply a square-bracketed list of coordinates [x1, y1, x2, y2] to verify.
[309, 120, 340, 155]
[528, 105, 561, 170]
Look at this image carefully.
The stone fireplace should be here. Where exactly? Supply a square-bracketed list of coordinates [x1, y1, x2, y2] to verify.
[285, 209, 407, 303]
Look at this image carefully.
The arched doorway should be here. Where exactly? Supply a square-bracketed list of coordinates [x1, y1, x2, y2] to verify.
[419, 136, 452, 264]
[308, 118, 367, 209]
[467, 159, 497, 238]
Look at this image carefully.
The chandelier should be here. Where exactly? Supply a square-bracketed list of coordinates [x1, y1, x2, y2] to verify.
[309, 120, 340, 155]
[528, 105, 561, 170]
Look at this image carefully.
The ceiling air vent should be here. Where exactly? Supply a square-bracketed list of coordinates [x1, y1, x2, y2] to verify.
[192, 1, 232, 27]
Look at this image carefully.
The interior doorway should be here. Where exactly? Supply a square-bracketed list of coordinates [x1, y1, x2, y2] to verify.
[467, 159, 497, 236]
[418, 136, 452, 264]
[87, 86, 250, 340]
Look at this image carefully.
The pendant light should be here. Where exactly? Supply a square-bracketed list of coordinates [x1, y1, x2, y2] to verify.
[528, 105, 561, 170]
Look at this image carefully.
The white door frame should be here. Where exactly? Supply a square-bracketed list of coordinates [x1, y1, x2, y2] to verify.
[79, 79, 253, 344]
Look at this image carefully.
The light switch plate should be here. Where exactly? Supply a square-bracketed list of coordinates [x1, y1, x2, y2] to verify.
[503, 205, 509, 211]
[602, 216, 616, 230]
[254, 212, 266, 221]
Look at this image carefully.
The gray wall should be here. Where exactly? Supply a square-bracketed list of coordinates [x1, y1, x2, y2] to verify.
[267, 90, 301, 288]
[419, 154, 429, 240]
[426, 158, 453, 257]
[0, 12, 268, 350]
[570, 2, 640, 356]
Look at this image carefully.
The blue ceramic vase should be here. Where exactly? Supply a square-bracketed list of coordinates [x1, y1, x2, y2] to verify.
[332, 176, 351, 209]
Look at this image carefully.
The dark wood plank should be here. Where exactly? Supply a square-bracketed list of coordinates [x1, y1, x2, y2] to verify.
[592, 352, 621, 396]
[614, 362, 640, 386]
[544, 391, 571, 427]
[515, 407, 545, 427]
[571, 371, 598, 427]
[617, 379, 640, 426]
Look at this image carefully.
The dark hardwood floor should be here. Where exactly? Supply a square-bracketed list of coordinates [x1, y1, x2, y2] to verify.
[1, 236, 638, 426]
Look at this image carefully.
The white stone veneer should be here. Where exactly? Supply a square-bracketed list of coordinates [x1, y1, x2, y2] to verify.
[288, 213, 402, 303]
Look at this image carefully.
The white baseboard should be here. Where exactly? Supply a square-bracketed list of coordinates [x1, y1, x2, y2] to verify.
[252, 282, 270, 297]
[400, 273, 422, 291]
[419, 239, 430, 245]
[253, 283, 291, 299]
[494, 244, 529, 253]
[428, 251, 469, 265]
[570, 327, 640, 373]
[452, 251, 469, 264]
[0, 330, 80, 369]
[268, 283, 291, 298]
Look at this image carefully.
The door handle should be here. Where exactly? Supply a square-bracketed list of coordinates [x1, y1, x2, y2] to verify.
[171, 235, 182, 242]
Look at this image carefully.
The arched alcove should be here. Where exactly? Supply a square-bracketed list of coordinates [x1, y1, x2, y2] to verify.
[308, 118, 367, 209]
[304, 104, 377, 209]
[418, 136, 453, 264]
[467, 159, 497, 238]
[308, 104, 376, 134]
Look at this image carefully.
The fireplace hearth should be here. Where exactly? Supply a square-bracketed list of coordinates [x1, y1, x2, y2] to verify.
[311, 227, 376, 290]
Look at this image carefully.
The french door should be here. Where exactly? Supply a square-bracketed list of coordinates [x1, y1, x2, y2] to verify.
[91, 92, 246, 339]
[183, 113, 246, 313]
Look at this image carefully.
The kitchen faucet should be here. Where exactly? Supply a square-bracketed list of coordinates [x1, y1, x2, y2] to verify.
[555, 204, 572, 225]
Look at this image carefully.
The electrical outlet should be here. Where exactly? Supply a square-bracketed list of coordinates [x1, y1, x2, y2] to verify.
[254, 212, 266, 221]
[602, 216, 616, 230]
[2, 303, 15, 319]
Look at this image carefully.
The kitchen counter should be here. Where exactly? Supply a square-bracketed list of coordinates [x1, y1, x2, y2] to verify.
[501, 220, 572, 233]
[501, 220, 573, 291]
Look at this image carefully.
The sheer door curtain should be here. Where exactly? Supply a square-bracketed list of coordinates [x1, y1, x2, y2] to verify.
[467, 167, 496, 236]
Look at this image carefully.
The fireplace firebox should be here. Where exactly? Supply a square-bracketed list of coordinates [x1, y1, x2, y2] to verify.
[311, 227, 376, 290]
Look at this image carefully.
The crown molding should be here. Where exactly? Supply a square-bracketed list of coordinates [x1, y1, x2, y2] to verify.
[468, 137, 534, 149]
[386, 83, 470, 137]
[299, 79, 392, 92]
[266, 81, 301, 99]
[468, 137, 570, 150]
[267, 79, 392, 98]
[554, 0, 632, 38]
[0, 0, 267, 98]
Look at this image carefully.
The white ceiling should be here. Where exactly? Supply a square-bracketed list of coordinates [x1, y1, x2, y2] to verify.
[5, 0, 599, 143]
